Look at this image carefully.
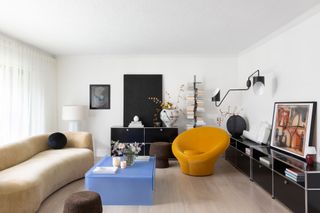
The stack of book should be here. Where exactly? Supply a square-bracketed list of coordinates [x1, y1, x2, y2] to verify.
[196, 106, 205, 112]
[186, 124, 194, 130]
[186, 105, 195, 119]
[259, 156, 271, 167]
[196, 99, 204, 108]
[195, 117, 206, 126]
[93, 166, 118, 174]
[135, 156, 150, 161]
[285, 168, 304, 183]
[186, 95, 195, 103]
[185, 76, 206, 129]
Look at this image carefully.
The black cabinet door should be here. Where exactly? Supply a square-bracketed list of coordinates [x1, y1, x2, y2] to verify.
[236, 152, 250, 177]
[111, 128, 144, 142]
[274, 173, 305, 213]
[145, 128, 177, 157]
[225, 146, 237, 167]
[144, 144, 151, 156]
[308, 190, 320, 213]
[145, 128, 178, 142]
[111, 127, 178, 157]
[252, 160, 272, 194]
[110, 128, 145, 156]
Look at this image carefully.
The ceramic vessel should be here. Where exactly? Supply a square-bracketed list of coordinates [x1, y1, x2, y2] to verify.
[160, 109, 178, 127]
[226, 115, 247, 138]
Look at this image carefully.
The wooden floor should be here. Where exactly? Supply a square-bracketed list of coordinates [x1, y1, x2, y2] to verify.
[38, 158, 291, 213]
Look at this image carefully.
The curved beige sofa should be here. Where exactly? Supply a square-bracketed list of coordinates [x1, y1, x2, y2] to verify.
[0, 132, 94, 213]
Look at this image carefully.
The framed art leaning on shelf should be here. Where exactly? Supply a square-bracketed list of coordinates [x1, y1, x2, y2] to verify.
[270, 101, 316, 158]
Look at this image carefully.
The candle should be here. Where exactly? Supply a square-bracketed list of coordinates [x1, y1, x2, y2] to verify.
[112, 157, 121, 167]
[120, 161, 127, 169]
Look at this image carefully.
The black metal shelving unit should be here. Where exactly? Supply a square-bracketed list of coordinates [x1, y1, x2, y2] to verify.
[225, 137, 320, 213]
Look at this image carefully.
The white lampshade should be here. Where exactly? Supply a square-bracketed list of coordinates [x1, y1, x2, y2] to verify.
[62, 105, 87, 121]
[306, 146, 317, 155]
[253, 75, 265, 95]
[212, 88, 221, 101]
[253, 81, 265, 95]
[213, 88, 220, 97]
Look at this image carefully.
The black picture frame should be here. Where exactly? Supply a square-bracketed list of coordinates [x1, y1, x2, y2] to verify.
[89, 84, 110, 109]
[270, 101, 317, 158]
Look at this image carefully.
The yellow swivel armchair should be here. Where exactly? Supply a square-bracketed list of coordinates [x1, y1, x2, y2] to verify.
[172, 126, 230, 176]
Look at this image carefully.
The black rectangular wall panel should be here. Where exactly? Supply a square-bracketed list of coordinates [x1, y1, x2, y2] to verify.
[124, 74, 162, 127]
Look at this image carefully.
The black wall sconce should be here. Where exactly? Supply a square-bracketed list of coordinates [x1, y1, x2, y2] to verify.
[212, 70, 265, 107]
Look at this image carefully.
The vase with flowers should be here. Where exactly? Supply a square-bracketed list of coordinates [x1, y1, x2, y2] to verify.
[148, 85, 185, 127]
[111, 141, 145, 166]
[160, 102, 179, 127]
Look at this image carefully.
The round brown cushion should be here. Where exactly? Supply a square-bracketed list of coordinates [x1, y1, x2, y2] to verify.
[149, 142, 171, 168]
[63, 191, 102, 213]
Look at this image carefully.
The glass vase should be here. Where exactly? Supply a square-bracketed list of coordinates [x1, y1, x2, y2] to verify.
[124, 152, 136, 166]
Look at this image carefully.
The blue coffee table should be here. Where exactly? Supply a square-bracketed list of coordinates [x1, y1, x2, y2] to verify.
[85, 156, 155, 205]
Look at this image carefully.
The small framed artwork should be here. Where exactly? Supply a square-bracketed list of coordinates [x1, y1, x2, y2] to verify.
[89, 84, 110, 109]
[270, 102, 316, 158]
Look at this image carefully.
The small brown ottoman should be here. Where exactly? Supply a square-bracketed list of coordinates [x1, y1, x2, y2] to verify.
[63, 191, 103, 213]
[149, 142, 171, 168]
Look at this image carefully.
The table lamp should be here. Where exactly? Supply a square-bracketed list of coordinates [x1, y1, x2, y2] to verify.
[306, 146, 317, 166]
[62, 105, 87, 131]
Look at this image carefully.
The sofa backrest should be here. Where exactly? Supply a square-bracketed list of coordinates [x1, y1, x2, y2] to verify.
[64, 132, 93, 150]
[0, 132, 93, 171]
[0, 134, 49, 171]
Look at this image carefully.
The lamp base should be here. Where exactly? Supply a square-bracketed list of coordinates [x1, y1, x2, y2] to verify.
[306, 154, 314, 166]
[68, 121, 80, 132]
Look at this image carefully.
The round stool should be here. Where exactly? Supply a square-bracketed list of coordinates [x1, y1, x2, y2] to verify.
[63, 191, 103, 213]
[149, 142, 171, 168]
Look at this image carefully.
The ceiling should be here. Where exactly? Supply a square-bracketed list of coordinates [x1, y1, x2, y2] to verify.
[0, 0, 319, 56]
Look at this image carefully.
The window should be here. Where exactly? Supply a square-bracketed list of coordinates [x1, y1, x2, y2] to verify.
[0, 34, 57, 144]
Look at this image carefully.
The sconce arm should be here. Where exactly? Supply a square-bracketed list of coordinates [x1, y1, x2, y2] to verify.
[247, 69, 260, 80]
[215, 87, 249, 107]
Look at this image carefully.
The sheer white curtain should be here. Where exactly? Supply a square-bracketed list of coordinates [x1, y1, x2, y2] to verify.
[0, 34, 57, 144]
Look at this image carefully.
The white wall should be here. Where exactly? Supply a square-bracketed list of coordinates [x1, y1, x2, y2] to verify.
[238, 9, 320, 160]
[57, 55, 238, 156]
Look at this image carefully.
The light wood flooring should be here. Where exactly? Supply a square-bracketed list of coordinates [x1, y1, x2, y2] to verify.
[38, 158, 291, 213]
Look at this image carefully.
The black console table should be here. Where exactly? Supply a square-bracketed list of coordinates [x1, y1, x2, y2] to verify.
[110, 127, 178, 157]
[226, 137, 320, 213]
